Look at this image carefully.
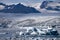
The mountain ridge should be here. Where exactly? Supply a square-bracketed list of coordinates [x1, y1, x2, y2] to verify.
[0, 3, 40, 13]
[40, 1, 60, 11]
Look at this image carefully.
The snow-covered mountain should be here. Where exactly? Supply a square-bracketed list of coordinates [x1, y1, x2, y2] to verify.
[0, 16, 60, 29]
[32, 3, 41, 9]
[33, 1, 60, 13]
[0, 16, 60, 35]
[40, 18, 60, 26]
[40, 1, 60, 10]
[0, 17, 60, 28]
[0, 1, 60, 13]
[0, 3, 40, 13]
[21, 17, 60, 27]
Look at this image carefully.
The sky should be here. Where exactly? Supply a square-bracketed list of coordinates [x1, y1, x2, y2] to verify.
[0, 0, 58, 5]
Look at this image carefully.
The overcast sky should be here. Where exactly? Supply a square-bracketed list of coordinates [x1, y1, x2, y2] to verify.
[0, 0, 58, 5]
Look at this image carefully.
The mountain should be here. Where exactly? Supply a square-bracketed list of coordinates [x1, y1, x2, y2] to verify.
[11, 19, 36, 27]
[0, 3, 40, 13]
[0, 16, 60, 28]
[17, 17, 60, 27]
[40, 1, 48, 9]
[40, 1, 60, 11]
[40, 18, 60, 26]
[0, 18, 12, 28]
[9, 17, 60, 27]
[0, 3, 6, 6]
